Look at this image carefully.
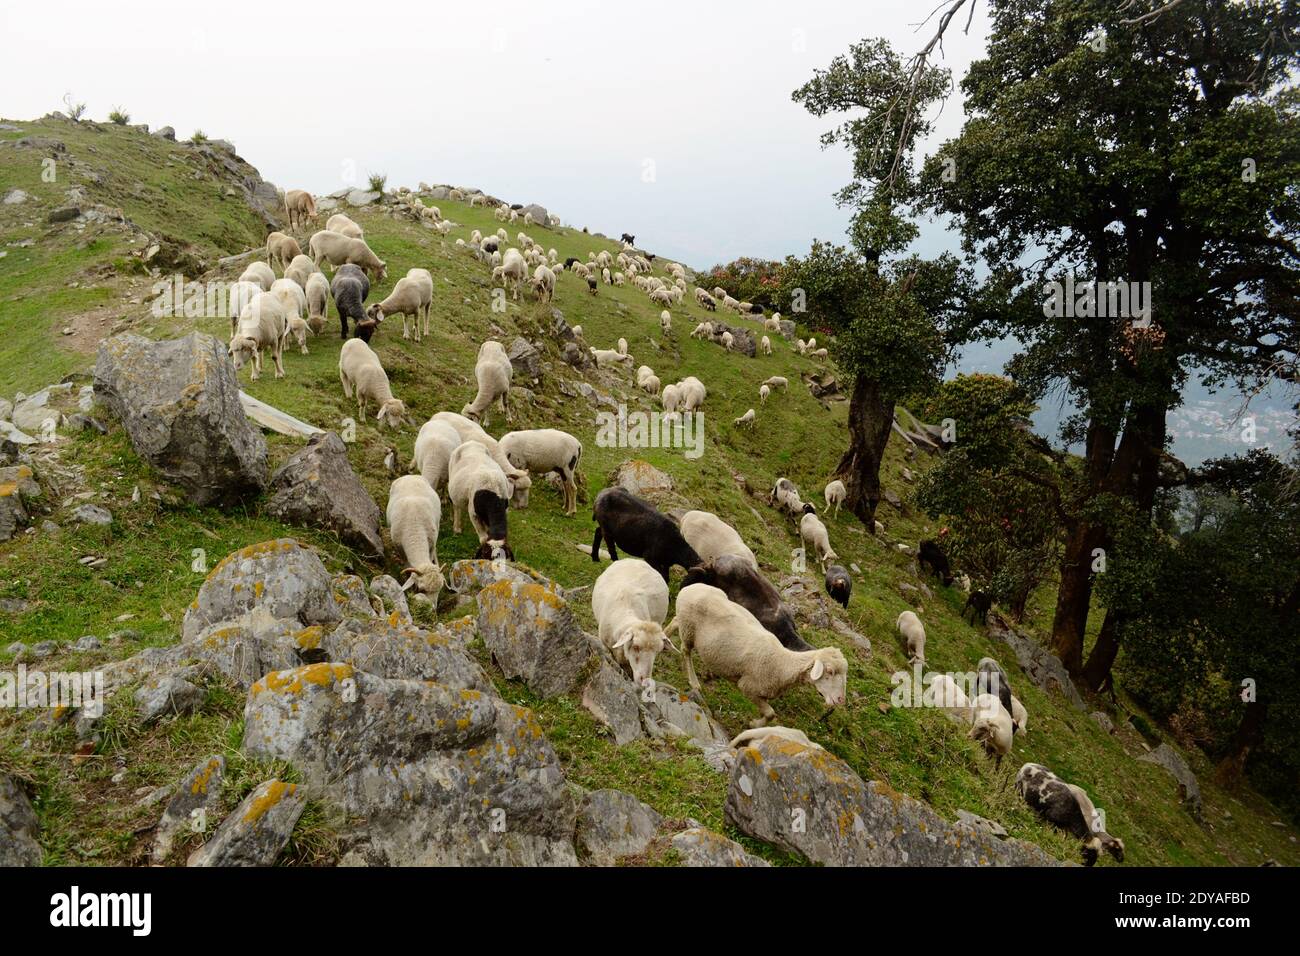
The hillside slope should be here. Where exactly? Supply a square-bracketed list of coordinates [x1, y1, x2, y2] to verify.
[1, 115, 1296, 867]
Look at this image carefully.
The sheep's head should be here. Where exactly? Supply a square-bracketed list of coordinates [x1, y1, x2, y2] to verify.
[375, 261, 388, 281]
[475, 539, 514, 562]
[227, 336, 256, 370]
[400, 563, 445, 598]
[366, 304, 386, 323]
[376, 399, 407, 429]
[805, 648, 848, 708]
[612, 621, 675, 687]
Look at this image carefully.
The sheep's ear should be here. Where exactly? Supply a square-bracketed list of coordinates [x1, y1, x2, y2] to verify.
[612, 632, 632, 650]
[400, 575, 418, 592]
[662, 634, 680, 654]
[809, 659, 825, 681]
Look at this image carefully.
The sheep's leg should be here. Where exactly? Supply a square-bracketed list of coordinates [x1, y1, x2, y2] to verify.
[680, 643, 702, 692]
[748, 700, 776, 728]
[452, 499, 463, 534]
[273, 343, 285, 378]
[339, 370, 352, 399]
[591, 525, 603, 562]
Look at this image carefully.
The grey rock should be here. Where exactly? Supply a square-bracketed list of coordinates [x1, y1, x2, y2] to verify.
[956, 809, 1009, 839]
[708, 321, 757, 358]
[0, 398, 11, 421]
[29, 641, 56, 659]
[1139, 743, 1203, 820]
[0, 774, 42, 866]
[71, 504, 112, 526]
[985, 616, 1087, 712]
[346, 189, 381, 206]
[319, 617, 492, 692]
[671, 827, 770, 867]
[575, 789, 662, 865]
[581, 659, 645, 745]
[0, 464, 40, 542]
[368, 575, 412, 625]
[188, 779, 306, 867]
[72, 635, 101, 651]
[134, 674, 205, 723]
[152, 126, 176, 140]
[644, 682, 729, 749]
[94, 333, 269, 507]
[884, 489, 903, 510]
[65, 413, 107, 434]
[1, 599, 30, 614]
[507, 337, 542, 383]
[3, 189, 29, 205]
[265, 432, 384, 558]
[520, 203, 549, 226]
[1091, 711, 1115, 734]
[608, 459, 674, 499]
[152, 755, 225, 863]
[476, 577, 598, 698]
[47, 206, 80, 223]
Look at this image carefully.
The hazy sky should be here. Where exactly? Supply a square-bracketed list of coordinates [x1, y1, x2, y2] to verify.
[0, 0, 990, 269]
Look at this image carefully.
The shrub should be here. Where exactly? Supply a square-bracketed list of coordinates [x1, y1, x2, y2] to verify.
[108, 107, 130, 125]
[189, 129, 208, 144]
[367, 173, 388, 194]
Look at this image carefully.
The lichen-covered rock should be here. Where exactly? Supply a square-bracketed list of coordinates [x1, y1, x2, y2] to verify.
[93, 333, 268, 506]
[608, 459, 673, 499]
[319, 617, 492, 692]
[153, 755, 225, 863]
[1139, 743, 1203, 820]
[671, 827, 769, 867]
[134, 673, 205, 723]
[368, 575, 411, 625]
[331, 573, 379, 619]
[476, 578, 598, 698]
[575, 789, 662, 865]
[243, 664, 576, 866]
[265, 432, 384, 559]
[724, 736, 1061, 866]
[0, 464, 40, 542]
[644, 682, 729, 749]
[187, 779, 306, 867]
[0, 773, 42, 866]
[182, 540, 340, 641]
[507, 337, 542, 383]
[581, 660, 645, 745]
[446, 559, 546, 597]
[708, 321, 756, 357]
[182, 611, 309, 689]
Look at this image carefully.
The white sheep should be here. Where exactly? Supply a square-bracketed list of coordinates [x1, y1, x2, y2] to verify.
[308, 231, 387, 280]
[897, 610, 926, 665]
[269, 278, 306, 322]
[661, 383, 682, 415]
[492, 248, 528, 300]
[531, 264, 556, 303]
[304, 272, 329, 334]
[228, 292, 287, 380]
[691, 321, 714, 339]
[824, 480, 847, 516]
[730, 726, 824, 751]
[660, 310, 672, 335]
[498, 428, 583, 516]
[734, 408, 755, 428]
[338, 338, 408, 428]
[759, 384, 770, 404]
[969, 693, 1015, 767]
[266, 231, 302, 272]
[431, 411, 532, 504]
[667, 583, 849, 727]
[799, 512, 837, 569]
[761, 335, 771, 355]
[720, 331, 734, 351]
[226, 280, 264, 336]
[771, 477, 815, 518]
[446, 440, 514, 560]
[590, 348, 633, 369]
[386, 475, 445, 598]
[238, 261, 275, 292]
[764, 317, 781, 333]
[462, 340, 513, 427]
[762, 376, 788, 391]
[636, 365, 657, 390]
[678, 376, 706, 412]
[617, 337, 628, 356]
[411, 417, 462, 495]
[1010, 695, 1029, 735]
[325, 213, 363, 239]
[591, 558, 673, 686]
[680, 510, 758, 569]
[924, 673, 972, 723]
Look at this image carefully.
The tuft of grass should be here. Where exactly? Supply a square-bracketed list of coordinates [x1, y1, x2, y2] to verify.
[189, 129, 207, 144]
[107, 107, 130, 125]
[367, 172, 388, 194]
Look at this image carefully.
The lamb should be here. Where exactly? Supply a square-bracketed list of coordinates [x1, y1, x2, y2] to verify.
[677, 376, 706, 412]
[682, 554, 812, 652]
[897, 610, 926, 665]
[308, 230, 387, 281]
[330, 264, 372, 340]
[239, 261, 275, 292]
[338, 338, 408, 428]
[824, 564, 851, 608]
[720, 330, 734, 351]
[975, 657, 1015, 721]
[429, 412, 531, 499]
[1016, 764, 1125, 866]
[411, 417, 462, 495]
[761, 335, 772, 355]
[590, 348, 632, 369]
[659, 310, 672, 334]
[446, 440, 515, 561]
[492, 248, 528, 300]
[824, 479, 847, 516]
[691, 322, 714, 339]
[680, 510, 758, 569]
[498, 428, 583, 516]
[228, 292, 287, 380]
[386, 475, 445, 598]
[962, 590, 993, 624]
[283, 254, 319, 292]
[762, 376, 789, 392]
[917, 539, 955, 585]
[591, 558, 673, 687]
[968, 693, 1015, 768]
[617, 337, 628, 356]
[591, 487, 701, 582]
[284, 189, 317, 231]
[799, 512, 837, 569]
[667, 583, 848, 727]
[734, 408, 755, 428]
[531, 264, 556, 303]
[461, 340, 513, 428]
[368, 271, 433, 342]
[226, 280, 264, 336]
[730, 726, 823, 751]
[266, 231, 302, 271]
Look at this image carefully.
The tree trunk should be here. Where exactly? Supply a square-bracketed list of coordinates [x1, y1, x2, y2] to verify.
[1082, 609, 1122, 692]
[1050, 521, 1105, 674]
[1215, 699, 1268, 789]
[837, 377, 894, 529]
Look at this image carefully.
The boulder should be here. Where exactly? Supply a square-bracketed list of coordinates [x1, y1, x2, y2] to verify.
[346, 189, 381, 206]
[575, 789, 662, 865]
[94, 333, 268, 506]
[986, 615, 1087, 712]
[11, 392, 61, 433]
[152, 126, 176, 140]
[0, 774, 42, 866]
[152, 755, 225, 863]
[319, 617, 492, 691]
[134, 674, 206, 723]
[709, 321, 756, 358]
[520, 203, 549, 225]
[0, 464, 40, 542]
[3, 189, 29, 205]
[671, 827, 769, 867]
[476, 578, 598, 698]
[264, 432, 384, 558]
[368, 575, 411, 625]
[243, 664, 577, 866]
[507, 337, 542, 383]
[1091, 711, 1115, 734]
[644, 682, 729, 749]
[188, 780, 306, 867]
[182, 539, 340, 641]
[446, 558, 543, 598]
[608, 459, 674, 499]
[724, 736, 1062, 866]
[581, 660, 645, 745]
[1139, 743, 1203, 820]
[70, 504, 112, 526]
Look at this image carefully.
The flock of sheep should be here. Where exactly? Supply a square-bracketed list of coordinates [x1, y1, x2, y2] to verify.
[216, 185, 1126, 866]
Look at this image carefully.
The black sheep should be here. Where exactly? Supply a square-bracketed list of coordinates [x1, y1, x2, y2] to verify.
[975, 657, 1014, 718]
[620, 232, 636, 245]
[748, 304, 764, 315]
[472, 490, 514, 562]
[1016, 764, 1125, 866]
[330, 264, 371, 340]
[962, 590, 993, 625]
[563, 257, 580, 270]
[917, 539, 954, 585]
[824, 564, 852, 608]
[587, 277, 598, 295]
[682, 554, 812, 652]
[591, 487, 700, 582]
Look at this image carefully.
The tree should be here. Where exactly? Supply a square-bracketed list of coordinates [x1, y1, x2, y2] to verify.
[915, 0, 1300, 677]
[697, 258, 784, 312]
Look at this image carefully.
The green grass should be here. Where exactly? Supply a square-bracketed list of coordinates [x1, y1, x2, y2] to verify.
[1, 116, 1297, 867]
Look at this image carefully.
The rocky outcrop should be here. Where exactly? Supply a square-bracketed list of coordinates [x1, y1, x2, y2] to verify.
[575, 789, 663, 865]
[986, 615, 1087, 712]
[152, 755, 225, 863]
[608, 459, 674, 499]
[476, 578, 599, 698]
[671, 827, 769, 867]
[188, 779, 306, 867]
[1139, 743, 1203, 820]
[0, 464, 41, 542]
[94, 333, 269, 506]
[264, 431, 384, 558]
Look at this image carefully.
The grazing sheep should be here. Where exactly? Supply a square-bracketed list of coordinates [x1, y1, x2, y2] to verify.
[975, 657, 1015, 720]
[917, 539, 955, 586]
[712, 286, 727, 300]
[799, 512, 837, 569]
[411, 417, 462, 495]
[498, 428, 583, 516]
[239, 261, 275, 292]
[338, 338, 407, 428]
[730, 726, 823, 751]
[617, 337, 628, 356]
[330, 264, 372, 340]
[682, 554, 812, 652]
[824, 479, 847, 516]
[308, 230, 387, 281]
[1010, 695, 1029, 736]
[761, 335, 771, 355]
[591, 559, 673, 687]
[771, 477, 816, 518]
[660, 310, 672, 334]
[447, 440, 515, 561]
[812, 348, 829, 358]
[1016, 764, 1125, 866]
[386, 475, 445, 598]
[462, 340, 513, 427]
[591, 487, 701, 582]
[228, 292, 287, 380]
[269, 278, 306, 324]
[430, 412, 532, 503]
[680, 511, 757, 570]
[531, 264, 556, 303]
[720, 331, 734, 351]
[590, 348, 633, 369]
[283, 254, 319, 292]
[266, 231, 302, 271]
[762, 376, 789, 391]
[661, 383, 682, 416]
[897, 610, 926, 665]
[734, 408, 755, 428]
[668, 583, 848, 727]
[968, 693, 1015, 768]
[678, 376, 706, 412]
[691, 321, 714, 339]
[368, 271, 433, 342]
[963, 590, 993, 625]
[925, 674, 971, 721]
[284, 189, 317, 230]
[824, 564, 851, 608]
[764, 317, 781, 333]
[226, 280, 264, 336]
[490, 248, 528, 300]
[695, 288, 717, 311]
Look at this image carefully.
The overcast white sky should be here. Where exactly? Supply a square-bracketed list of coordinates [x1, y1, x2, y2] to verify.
[0, 0, 990, 269]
